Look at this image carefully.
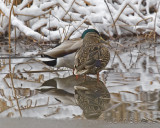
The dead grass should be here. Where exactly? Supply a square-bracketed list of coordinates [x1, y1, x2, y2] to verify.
[0, 0, 160, 43]
[0, 0, 160, 121]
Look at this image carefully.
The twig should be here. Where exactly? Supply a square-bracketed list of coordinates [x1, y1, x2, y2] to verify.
[113, 4, 128, 26]
[66, 18, 87, 40]
[8, 0, 22, 117]
[62, 0, 76, 20]
[128, 4, 146, 23]
[3, 77, 11, 88]
[153, 2, 160, 43]
[136, 17, 153, 26]
[114, 3, 146, 26]
[106, 42, 128, 71]
[130, 52, 142, 69]
[104, 0, 120, 36]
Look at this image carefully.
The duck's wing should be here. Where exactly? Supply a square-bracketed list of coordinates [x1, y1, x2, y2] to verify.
[43, 38, 83, 58]
[74, 44, 110, 74]
[74, 46, 89, 75]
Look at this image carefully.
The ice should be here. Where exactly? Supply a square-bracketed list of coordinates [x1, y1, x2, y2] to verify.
[0, 26, 4, 33]
[1, 0, 160, 120]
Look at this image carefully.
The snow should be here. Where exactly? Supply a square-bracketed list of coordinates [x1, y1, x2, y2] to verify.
[1, 0, 160, 41]
[0, 0, 49, 41]
[1, 0, 160, 121]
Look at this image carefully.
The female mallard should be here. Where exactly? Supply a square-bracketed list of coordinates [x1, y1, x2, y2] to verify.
[40, 38, 83, 69]
[74, 29, 110, 79]
[74, 78, 110, 119]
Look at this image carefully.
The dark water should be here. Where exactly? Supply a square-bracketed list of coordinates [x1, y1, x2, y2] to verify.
[0, 36, 160, 122]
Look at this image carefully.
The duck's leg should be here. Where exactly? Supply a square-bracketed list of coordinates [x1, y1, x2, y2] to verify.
[76, 75, 79, 79]
[97, 72, 99, 82]
[84, 74, 86, 81]
[73, 68, 79, 79]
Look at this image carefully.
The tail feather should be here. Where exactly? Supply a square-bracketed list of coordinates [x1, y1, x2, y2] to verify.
[41, 54, 57, 67]
[41, 54, 55, 59]
[42, 59, 56, 67]
[42, 59, 57, 67]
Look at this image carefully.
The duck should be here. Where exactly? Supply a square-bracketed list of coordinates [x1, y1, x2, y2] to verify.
[37, 75, 87, 94]
[40, 38, 83, 69]
[37, 75, 110, 119]
[74, 29, 110, 80]
[37, 75, 93, 105]
[74, 78, 110, 119]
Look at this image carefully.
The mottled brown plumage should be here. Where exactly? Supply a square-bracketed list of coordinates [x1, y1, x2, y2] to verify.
[74, 30, 110, 76]
[74, 78, 110, 119]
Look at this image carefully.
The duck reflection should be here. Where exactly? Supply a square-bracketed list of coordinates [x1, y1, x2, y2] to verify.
[74, 79, 110, 119]
[38, 75, 88, 105]
[39, 75, 87, 94]
[38, 75, 110, 119]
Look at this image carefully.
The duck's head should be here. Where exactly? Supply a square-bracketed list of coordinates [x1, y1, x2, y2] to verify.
[81, 29, 99, 39]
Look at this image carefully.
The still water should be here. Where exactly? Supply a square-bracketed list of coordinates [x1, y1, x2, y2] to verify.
[0, 36, 160, 122]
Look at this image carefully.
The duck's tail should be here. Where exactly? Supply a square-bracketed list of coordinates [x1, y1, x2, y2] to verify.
[42, 59, 57, 67]
[35, 54, 57, 67]
[40, 54, 57, 67]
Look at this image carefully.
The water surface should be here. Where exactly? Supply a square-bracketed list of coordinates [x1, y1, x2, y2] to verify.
[0, 36, 160, 122]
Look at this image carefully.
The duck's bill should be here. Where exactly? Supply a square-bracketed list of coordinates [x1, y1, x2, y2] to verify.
[100, 37, 109, 44]
[74, 69, 87, 75]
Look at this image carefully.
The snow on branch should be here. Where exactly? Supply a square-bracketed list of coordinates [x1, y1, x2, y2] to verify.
[0, 0, 160, 42]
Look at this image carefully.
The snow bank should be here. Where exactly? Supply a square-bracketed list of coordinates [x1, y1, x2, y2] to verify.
[0, 0, 160, 41]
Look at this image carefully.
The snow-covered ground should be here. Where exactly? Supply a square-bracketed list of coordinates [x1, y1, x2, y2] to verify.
[1, 0, 160, 122]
